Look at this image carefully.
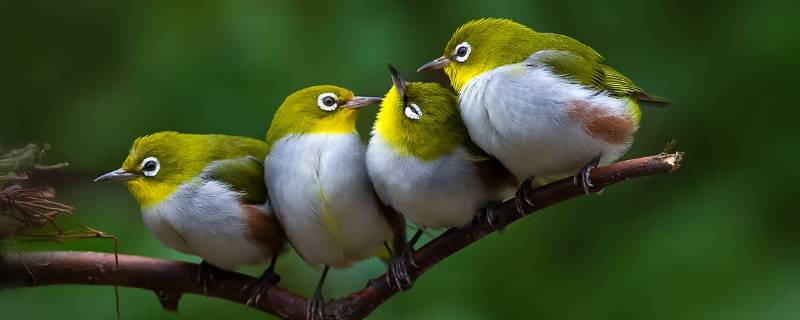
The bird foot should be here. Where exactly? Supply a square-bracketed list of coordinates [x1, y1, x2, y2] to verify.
[242, 270, 281, 307]
[307, 289, 325, 320]
[479, 202, 505, 233]
[386, 248, 415, 291]
[573, 154, 602, 195]
[197, 261, 217, 296]
[514, 177, 535, 216]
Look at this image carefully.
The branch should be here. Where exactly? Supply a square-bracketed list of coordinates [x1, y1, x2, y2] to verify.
[0, 251, 308, 319]
[325, 152, 683, 319]
[0, 152, 682, 320]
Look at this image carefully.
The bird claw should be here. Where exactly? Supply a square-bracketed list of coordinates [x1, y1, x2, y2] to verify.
[386, 250, 414, 291]
[242, 271, 281, 307]
[479, 203, 504, 233]
[307, 290, 324, 320]
[406, 248, 419, 269]
[197, 261, 216, 296]
[574, 154, 601, 195]
[514, 177, 535, 216]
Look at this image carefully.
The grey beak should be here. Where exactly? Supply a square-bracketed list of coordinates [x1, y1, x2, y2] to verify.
[341, 96, 382, 109]
[387, 63, 407, 98]
[417, 55, 451, 72]
[94, 168, 137, 182]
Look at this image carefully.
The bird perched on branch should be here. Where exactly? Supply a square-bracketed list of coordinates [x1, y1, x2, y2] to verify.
[367, 65, 516, 240]
[419, 18, 668, 215]
[264, 85, 411, 320]
[95, 132, 285, 305]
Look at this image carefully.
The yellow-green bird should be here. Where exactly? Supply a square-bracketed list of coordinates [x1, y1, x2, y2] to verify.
[95, 132, 285, 304]
[367, 65, 517, 238]
[264, 85, 410, 320]
[419, 18, 668, 212]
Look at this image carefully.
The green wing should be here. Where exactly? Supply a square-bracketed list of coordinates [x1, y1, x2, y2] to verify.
[201, 156, 267, 203]
[525, 47, 669, 106]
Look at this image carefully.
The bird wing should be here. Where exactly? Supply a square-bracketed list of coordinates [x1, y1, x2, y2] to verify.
[201, 156, 267, 204]
[525, 49, 669, 106]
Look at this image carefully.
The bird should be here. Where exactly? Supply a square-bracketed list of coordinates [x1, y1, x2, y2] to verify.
[418, 18, 668, 215]
[366, 64, 517, 240]
[263, 85, 411, 320]
[94, 131, 285, 305]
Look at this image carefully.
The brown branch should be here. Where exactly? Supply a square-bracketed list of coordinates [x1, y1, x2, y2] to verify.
[0, 251, 309, 319]
[0, 152, 682, 320]
[325, 152, 683, 319]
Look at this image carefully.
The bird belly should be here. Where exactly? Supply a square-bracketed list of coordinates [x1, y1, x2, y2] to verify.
[266, 134, 393, 269]
[142, 179, 269, 270]
[366, 134, 491, 229]
[459, 64, 637, 180]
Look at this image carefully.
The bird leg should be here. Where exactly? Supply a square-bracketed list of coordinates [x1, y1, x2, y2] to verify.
[574, 154, 602, 195]
[243, 252, 281, 307]
[307, 266, 329, 320]
[514, 177, 535, 216]
[197, 260, 218, 296]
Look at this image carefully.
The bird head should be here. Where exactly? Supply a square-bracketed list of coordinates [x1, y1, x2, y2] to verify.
[375, 64, 467, 161]
[418, 18, 537, 92]
[94, 132, 259, 208]
[266, 85, 381, 147]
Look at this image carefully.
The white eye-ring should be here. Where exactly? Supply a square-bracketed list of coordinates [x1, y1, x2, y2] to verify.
[141, 156, 160, 177]
[404, 103, 422, 120]
[453, 42, 471, 63]
[317, 93, 338, 111]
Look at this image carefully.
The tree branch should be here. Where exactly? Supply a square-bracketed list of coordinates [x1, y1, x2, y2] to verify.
[0, 251, 308, 319]
[325, 152, 683, 319]
[0, 152, 683, 320]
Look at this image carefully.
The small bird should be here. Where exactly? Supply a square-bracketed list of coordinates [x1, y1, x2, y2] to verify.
[367, 65, 516, 238]
[95, 132, 285, 304]
[264, 85, 410, 320]
[418, 18, 668, 212]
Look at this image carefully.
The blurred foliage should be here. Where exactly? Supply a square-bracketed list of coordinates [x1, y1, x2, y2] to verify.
[1, 0, 798, 319]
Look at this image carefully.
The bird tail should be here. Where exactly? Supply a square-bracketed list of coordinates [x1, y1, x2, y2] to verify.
[634, 92, 671, 107]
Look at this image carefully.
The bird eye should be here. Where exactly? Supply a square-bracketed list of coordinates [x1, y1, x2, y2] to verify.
[317, 93, 338, 111]
[404, 103, 422, 120]
[141, 156, 160, 177]
[454, 42, 471, 63]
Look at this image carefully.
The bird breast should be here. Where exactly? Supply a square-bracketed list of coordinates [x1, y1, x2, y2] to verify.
[265, 133, 394, 269]
[141, 178, 271, 270]
[366, 134, 491, 228]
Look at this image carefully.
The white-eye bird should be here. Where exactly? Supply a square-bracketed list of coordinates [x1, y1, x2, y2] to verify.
[264, 85, 410, 320]
[367, 65, 517, 238]
[95, 132, 285, 304]
[419, 18, 668, 212]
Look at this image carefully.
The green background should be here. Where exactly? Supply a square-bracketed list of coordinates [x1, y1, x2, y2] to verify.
[2, 0, 798, 319]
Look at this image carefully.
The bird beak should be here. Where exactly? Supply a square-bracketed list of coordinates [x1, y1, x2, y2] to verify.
[94, 168, 137, 182]
[387, 63, 407, 98]
[417, 55, 451, 72]
[341, 96, 382, 109]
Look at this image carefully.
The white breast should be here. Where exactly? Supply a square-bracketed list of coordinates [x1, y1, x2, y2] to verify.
[265, 133, 393, 269]
[366, 134, 499, 228]
[459, 63, 633, 180]
[141, 179, 269, 270]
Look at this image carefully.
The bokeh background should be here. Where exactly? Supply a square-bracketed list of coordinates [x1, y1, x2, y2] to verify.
[2, 0, 799, 319]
